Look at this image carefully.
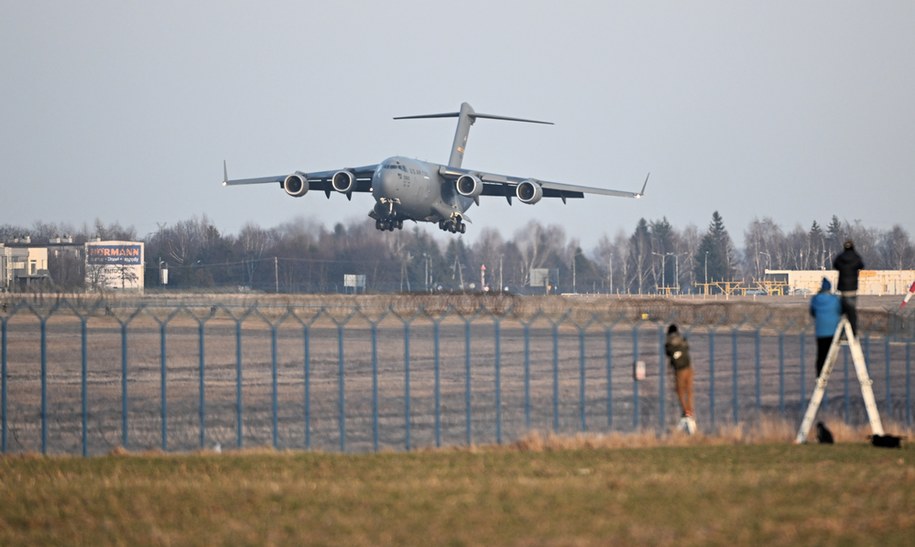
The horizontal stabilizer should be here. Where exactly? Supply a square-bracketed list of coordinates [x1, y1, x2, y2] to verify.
[394, 111, 552, 125]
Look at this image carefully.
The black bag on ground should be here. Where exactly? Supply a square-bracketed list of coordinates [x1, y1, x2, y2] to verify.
[870, 434, 902, 448]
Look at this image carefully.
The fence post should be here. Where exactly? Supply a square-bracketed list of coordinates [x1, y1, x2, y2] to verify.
[402, 319, 412, 451]
[121, 323, 129, 449]
[464, 320, 472, 446]
[198, 320, 206, 450]
[606, 327, 613, 429]
[778, 332, 785, 417]
[337, 324, 346, 452]
[708, 328, 716, 431]
[632, 326, 639, 430]
[494, 319, 502, 444]
[433, 319, 441, 448]
[799, 333, 807, 407]
[304, 325, 311, 450]
[731, 329, 739, 424]
[578, 326, 586, 432]
[885, 337, 892, 417]
[81, 317, 88, 457]
[2, 318, 7, 453]
[160, 322, 167, 451]
[754, 330, 761, 416]
[523, 323, 531, 430]
[906, 342, 911, 427]
[553, 324, 560, 431]
[658, 326, 665, 431]
[235, 320, 243, 449]
[41, 318, 47, 455]
[370, 322, 378, 451]
[273, 325, 280, 450]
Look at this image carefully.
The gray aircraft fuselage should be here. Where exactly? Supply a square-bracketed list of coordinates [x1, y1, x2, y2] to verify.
[371, 156, 472, 225]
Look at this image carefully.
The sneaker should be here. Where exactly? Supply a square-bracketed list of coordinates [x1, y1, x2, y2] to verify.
[685, 417, 697, 435]
[676, 417, 688, 432]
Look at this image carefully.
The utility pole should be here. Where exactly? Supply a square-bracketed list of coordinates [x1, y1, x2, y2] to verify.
[608, 255, 613, 295]
[423, 253, 429, 292]
[274, 256, 279, 293]
[572, 251, 576, 294]
[672, 253, 679, 294]
[704, 251, 709, 297]
[652, 251, 666, 293]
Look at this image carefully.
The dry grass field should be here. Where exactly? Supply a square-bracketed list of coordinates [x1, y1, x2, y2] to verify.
[0, 430, 912, 546]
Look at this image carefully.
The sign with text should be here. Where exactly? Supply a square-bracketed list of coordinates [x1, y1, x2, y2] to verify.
[86, 244, 142, 265]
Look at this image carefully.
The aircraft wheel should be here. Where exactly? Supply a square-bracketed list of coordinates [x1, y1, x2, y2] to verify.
[459, 223, 466, 234]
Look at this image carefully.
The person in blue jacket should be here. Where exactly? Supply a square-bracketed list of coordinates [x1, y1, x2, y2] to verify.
[810, 277, 843, 377]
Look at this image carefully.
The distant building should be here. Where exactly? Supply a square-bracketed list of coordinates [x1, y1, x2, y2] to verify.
[0, 243, 50, 292]
[764, 269, 915, 296]
[84, 240, 145, 292]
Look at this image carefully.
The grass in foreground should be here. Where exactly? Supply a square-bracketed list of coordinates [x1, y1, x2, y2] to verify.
[0, 434, 912, 546]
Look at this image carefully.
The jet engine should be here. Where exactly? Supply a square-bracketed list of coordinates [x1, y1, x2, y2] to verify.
[283, 174, 309, 197]
[516, 180, 543, 204]
[332, 170, 355, 193]
[455, 174, 483, 199]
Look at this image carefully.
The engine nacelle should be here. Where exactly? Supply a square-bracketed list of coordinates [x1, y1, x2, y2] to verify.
[455, 174, 483, 199]
[283, 174, 309, 197]
[516, 180, 543, 204]
[332, 170, 355, 193]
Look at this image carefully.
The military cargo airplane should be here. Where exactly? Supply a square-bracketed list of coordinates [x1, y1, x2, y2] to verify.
[223, 102, 647, 234]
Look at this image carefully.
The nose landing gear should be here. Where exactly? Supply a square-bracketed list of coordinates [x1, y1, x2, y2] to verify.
[370, 198, 405, 231]
[375, 218, 404, 231]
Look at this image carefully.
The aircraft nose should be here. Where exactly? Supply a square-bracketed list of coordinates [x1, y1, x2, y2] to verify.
[374, 167, 396, 197]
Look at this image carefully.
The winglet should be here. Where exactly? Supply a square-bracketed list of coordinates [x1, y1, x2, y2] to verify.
[636, 172, 650, 198]
[222, 161, 229, 186]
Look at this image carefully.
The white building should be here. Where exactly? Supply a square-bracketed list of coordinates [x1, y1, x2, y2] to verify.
[764, 269, 915, 296]
[0, 244, 49, 292]
[84, 240, 145, 292]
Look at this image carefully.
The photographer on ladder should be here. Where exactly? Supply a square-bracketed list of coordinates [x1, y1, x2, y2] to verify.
[833, 239, 864, 334]
[810, 277, 842, 377]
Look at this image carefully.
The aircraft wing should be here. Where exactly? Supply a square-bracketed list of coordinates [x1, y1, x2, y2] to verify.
[439, 166, 648, 202]
[222, 162, 378, 194]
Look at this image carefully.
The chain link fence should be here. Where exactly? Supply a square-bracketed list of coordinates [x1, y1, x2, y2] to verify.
[1, 294, 912, 455]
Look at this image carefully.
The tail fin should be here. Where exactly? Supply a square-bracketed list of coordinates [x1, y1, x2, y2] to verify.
[395, 102, 552, 168]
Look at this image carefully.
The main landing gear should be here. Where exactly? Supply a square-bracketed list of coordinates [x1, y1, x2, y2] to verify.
[439, 217, 466, 234]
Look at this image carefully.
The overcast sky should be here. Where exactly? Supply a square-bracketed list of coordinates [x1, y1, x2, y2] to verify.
[2, 1, 913, 251]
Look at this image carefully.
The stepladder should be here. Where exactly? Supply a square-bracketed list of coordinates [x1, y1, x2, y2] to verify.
[795, 317, 884, 443]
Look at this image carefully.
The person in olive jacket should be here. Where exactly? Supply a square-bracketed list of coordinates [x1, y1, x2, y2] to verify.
[833, 239, 864, 334]
[665, 324, 695, 434]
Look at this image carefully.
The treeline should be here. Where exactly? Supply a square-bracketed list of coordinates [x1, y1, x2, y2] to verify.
[2, 213, 913, 294]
